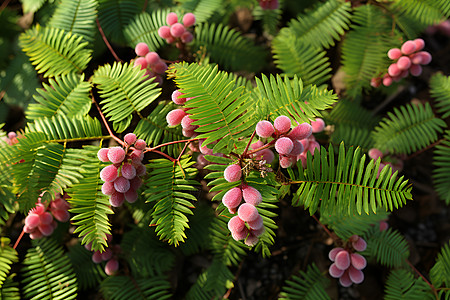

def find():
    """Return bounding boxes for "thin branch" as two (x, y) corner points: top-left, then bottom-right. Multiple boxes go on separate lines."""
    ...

(96, 18), (123, 62)
(245, 139), (276, 157)
(242, 130), (256, 157)
(311, 214), (339, 242)
(145, 138), (199, 152)
(405, 259), (438, 299)
(92, 96), (126, 147)
(13, 229), (25, 250)
(0, 0), (11, 12)
(153, 149), (176, 162)
(406, 139), (443, 160)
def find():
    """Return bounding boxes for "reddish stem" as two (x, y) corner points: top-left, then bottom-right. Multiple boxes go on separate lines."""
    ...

(245, 139), (276, 157)
(13, 229), (25, 250)
(406, 139), (443, 160)
(406, 259), (437, 296)
(96, 18), (123, 62)
(145, 138), (199, 152)
(153, 149), (176, 162)
(92, 97), (126, 147)
(242, 130), (256, 157)
(311, 214), (338, 242)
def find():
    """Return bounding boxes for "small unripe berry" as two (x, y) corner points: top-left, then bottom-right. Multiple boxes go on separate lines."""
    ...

(222, 187), (242, 209)
(92, 251), (103, 263)
(274, 115), (291, 133)
(135, 163), (146, 177)
(38, 223), (54, 236)
(121, 163), (136, 180)
(181, 115), (197, 130)
(388, 63), (401, 77)
(97, 148), (110, 162)
(242, 185), (262, 206)
(33, 203), (46, 215)
(166, 12), (178, 25)
(145, 52), (160, 66)
(124, 189), (138, 203)
(180, 31), (193, 43)
(417, 51), (432, 65)
(124, 133), (137, 145)
(350, 253), (367, 270)
(311, 118), (325, 133)
(224, 164), (242, 182)
(329, 262), (345, 278)
(228, 216), (245, 233)
(379, 220), (389, 231)
(244, 234), (259, 247)
(170, 23), (186, 38)
(413, 38), (425, 51)
(107, 147), (126, 164)
(279, 155), (293, 168)
(397, 56), (411, 70)
(133, 57), (147, 70)
(238, 203), (259, 222)
(247, 214), (264, 230)
(152, 61), (168, 74)
(231, 227), (249, 241)
(387, 48), (402, 60)
(39, 212), (53, 224)
(114, 177), (130, 193)
(348, 266), (364, 284)
(166, 109), (186, 126)
(182, 13), (196, 27)
(328, 247), (344, 261)
(288, 123), (312, 140)
(255, 120), (275, 138)
(52, 209), (70, 222)
(335, 250), (351, 270)
(134, 139), (147, 150)
(410, 64), (422, 76)
(308, 141), (320, 155)
(171, 90), (186, 105)
(352, 237), (367, 252)
(130, 176), (143, 190)
(382, 76), (393, 86)
(339, 270), (353, 287)
(275, 137), (294, 155)
(368, 148), (383, 160)
(110, 192), (125, 207)
(158, 26), (172, 39)
(401, 40), (417, 55)
(105, 258), (119, 275)
(100, 165), (119, 182)
(135, 42), (149, 56)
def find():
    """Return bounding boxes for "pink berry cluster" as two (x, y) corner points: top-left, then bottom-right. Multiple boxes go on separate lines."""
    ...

(158, 12), (196, 47)
(368, 148), (403, 178)
(222, 164), (265, 246)
(98, 133), (146, 207)
(24, 193), (71, 239)
(259, 0), (279, 10)
(84, 234), (120, 276)
(371, 38), (431, 87)
(255, 115), (325, 168)
(166, 89), (198, 138)
(133, 42), (168, 86)
(328, 235), (368, 287)
(2, 131), (19, 145)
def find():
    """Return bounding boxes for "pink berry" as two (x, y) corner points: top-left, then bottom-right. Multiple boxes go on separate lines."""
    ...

(228, 216), (245, 233)
(329, 262), (345, 278)
(105, 258), (119, 275)
(311, 118), (325, 133)
(166, 12), (178, 25)
(133, 57), (148, 70)
(7, 132), (16, 139)
(368, 148), (383, 160)
(288, 123), (312, 140)
(244, 233), (259, 246)
(121, 163), (136, 180)
(237, 203), (259, 222)
(409, 64), (422, 76)
(273, 115), (291, 133)
(170, 23), (185, 38)
(84, 242), (92, 251)
(382, 75), (393, 86)
(101, 249), (113, 261)
(110, 192), (125, 207)
(387, 48), (402, 60)
(32, 203), (45, 215)
(38, 223), (54, 236)
(328, 247), (344, 261)
(182, 13), (196, 27)
(370, 77), (381, 88)
(335, 250), (351, 270)
(379, 221), (389, 231)
(224, 164), (242, 182)
(252, 226), (265, 237)
(29, 230), (43, 239)
(52, 209), (70, 222)
(130, 176), (143, 190)
(279, 155), (293, 168)
(413, 38), (425, 51)
(97, 148), (110, 162)
(114, 177), (130, 193)
(350, 253), (367, 270)
(401, 40), (417, 55)
(339, 270), (353, 287)
(222, 187), (242, 209)
(92, 251), (103, 263)
(417, 51), (431, 65)
(145, 52), (160, 66)
(25, 213), (40, 229)
(348, 266), (364, 284)
(124, 133), (137, 145)
(308, 141), (320, 155)
(100, 165), (119, 182)
(134, 139), (146, 150)
(199, 140), (213, 155)
(231, 227), (249, 241)
(349, 235), (359, 242)
(107, 147), (126, 164)
(40, 212), (53, 225)
(255, 120), (275, 138)
(180, 31), (193, 43)
(124, 189), (138, 203)
(135, 42), (149, 56)
(352, 237), (367, 252)
(181, 115), (197, 130)
(388, 63), (401, 77)
(275, 137), (294, 155)
(397, 56), (411, 70)
(260, 149), (275, 164)
(158, 26), (172, 39)
(242, 185), (262, 206)
(182, 128), (196, 137)
(166, 109), (186, 126)
(151, 61), (167, 74)
(165, 36), (175, 44)
(251, 140), (264, 149)
(247, 214), (264, 230)
(171, 90), (186, 105)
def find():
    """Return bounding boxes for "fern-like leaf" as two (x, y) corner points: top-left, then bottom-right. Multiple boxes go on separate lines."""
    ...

(26, 73), (92, 120)
(124, 10), (167, 51)
(253, 2), (282, 35)
(391, 0), (450, 26)
(169, 62), (255, 154)
(430, 241), (450, 294)
(92, 61), (162, 133)
(48, 0), (98, 43)
(21, 238), (78, 300)
(0, 238), (18, 288)
(372, 102), (446, 155)
(430, 72), (450, 119)
(192, 23), (266, 72)
(0, 274), (20, 300)
(67, 243), (106, 290)
(284, 0), (351, 50)
(279, 263), (330, 300)
(144, 155), (199, 246)
(19, 25), (92, 77)
(179, 0), (223, 23)
(433, 131), (450, 204)
(290, 143), (413, 215)
(100, 275), (172, 300)
(384, 269), (433, 300)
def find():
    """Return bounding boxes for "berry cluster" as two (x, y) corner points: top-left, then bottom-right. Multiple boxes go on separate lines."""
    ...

(222, 164), (265, 246)
(24, 193), (71, 239)
(259, 0), (279, 10)
(255, 115), (325, 168)
(133, 42), (168, 86)
(85, 234), (120, 276)
(328, 235), (368, 287)
(368, 148), (403, 178)
(98, 133), (146, 207)
(371, 39), (432, 87)
(2, 131), (19, 145)
(166, 89), (198, 138)
(158, 12), (196, 47)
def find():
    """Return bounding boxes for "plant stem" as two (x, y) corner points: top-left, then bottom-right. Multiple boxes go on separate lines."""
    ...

(92, 97), (126, 147)
(146, 138), (199, 152)
(13, 229), (25, 250)
(242, 130), (256, 157)
(311, 214), (338, 242)
(96, 18), (123, 62)
(406, 139), (443, 160)
(405, 259), (439, 299)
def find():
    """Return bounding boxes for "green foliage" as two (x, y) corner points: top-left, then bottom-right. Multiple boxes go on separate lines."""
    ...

(144, 155), (199, 246)
(430, 241), (450, 296)
(124, 9), (168, 51)
(100, 275), (172, 300)
(92, 61), (162, 133)
(372, 102), (446, 155)
(192, 22), (266, 72)
(279, 263), (330, 300)
(433, 131), (450, 204)
(21, 238), (78, 300)
(289, 143), (412, 215)
(253, 3), (282, 35)
(391, 0), (450, 26)
(27, 73), (92, 120)
(48, 0), (98, 43)
(384, 269), (433, 300)
(179, 0), (223, 23)
(67, 243), (106, 290)
(0, 238), (18, 288)
(430, 73), (450, 119)
(19, 25), (93, 78)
